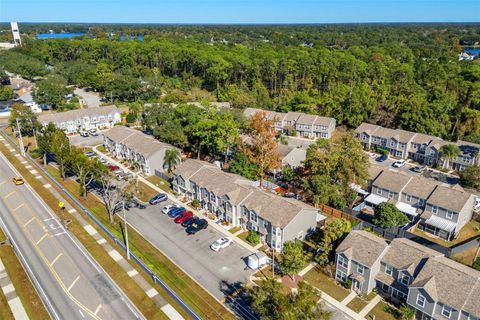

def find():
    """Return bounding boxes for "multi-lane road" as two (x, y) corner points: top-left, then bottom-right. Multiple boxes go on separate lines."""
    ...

(0, 152), (143, 320)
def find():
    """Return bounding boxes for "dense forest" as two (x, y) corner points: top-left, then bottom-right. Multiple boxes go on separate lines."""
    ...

(1, 24), (480, 142)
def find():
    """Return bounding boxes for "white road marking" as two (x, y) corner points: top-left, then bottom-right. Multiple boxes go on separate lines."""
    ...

(24, 217), (35, 226)
(97, 238), (106, 245)
(161, 304), (185, 320)
(25, 165), (32, 169)
(9, 148), (15, 152)
(35, 175), (42, 179)
(13, 203), (24, 211)
(2, 283), (15, 295)
(68, 209), (76, 213)
(83, 225), (98, 236)
(29, 169), (38, 175)
(43, 183), (52, 189)
(50, 253), (63, 266)
(127, 269), (138, 277)
(78, 309), (85, 318)
(36, 233), (48, 244)
(108, 250), (123, 262)
(94, 304), (102, 316)
(5, 191), (15, 198)
(67, 275), (80, 292)
(146, 288), (159, 298)
(20, 161), (27, 164)
(52, 231), (66, 237)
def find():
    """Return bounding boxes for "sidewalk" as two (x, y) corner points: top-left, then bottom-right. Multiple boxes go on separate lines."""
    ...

(0, 258), (29, 320)
(93, 146), (259, 254)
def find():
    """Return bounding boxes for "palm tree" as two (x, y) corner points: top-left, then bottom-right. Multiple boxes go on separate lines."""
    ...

(163, 149), (181, 173)
(440, 144), (460, 170)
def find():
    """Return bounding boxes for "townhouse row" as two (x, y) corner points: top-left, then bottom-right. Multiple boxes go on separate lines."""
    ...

(243, 108), (336, 139)
(103, 126), (180, 176)
(360, 165), (476, 240)
(172, 159), (325, 250)
(335, 230), (480, 320)
(37, 105), (122, 134)
(354, 122), (480, 171)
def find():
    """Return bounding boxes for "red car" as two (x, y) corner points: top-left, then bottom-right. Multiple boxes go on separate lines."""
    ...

(174, 211), (193, 224)
(108, 165), (120, 171)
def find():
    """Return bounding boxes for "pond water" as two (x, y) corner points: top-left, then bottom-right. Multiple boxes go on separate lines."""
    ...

(36, 32), (86, 39)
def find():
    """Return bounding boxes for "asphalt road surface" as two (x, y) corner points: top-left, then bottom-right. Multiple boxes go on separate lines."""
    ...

(125, 199), (255, 299)
(69, 134), (104, 148)
(74, 88), (102, 108)
(0, 152), (143, 320)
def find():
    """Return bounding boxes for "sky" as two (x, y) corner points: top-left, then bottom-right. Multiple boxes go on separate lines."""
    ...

(1, 0), (479, 24)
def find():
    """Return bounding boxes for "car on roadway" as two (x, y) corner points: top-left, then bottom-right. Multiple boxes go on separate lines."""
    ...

(210, 237), (233, 252)
(12, 177), (24, 185)
(392, 159), (407, 168)
(148, 193), (168, 205)
(167, 207), (186, 218)
(162, 204), (181, 214)
(186, 219), (208, 235)
(174, 211), (194, 224)
(181, 216), (198, 227)
(80, 131), (89, 137)
(376, 154), (388, 162)
(411, 165), (426, 173)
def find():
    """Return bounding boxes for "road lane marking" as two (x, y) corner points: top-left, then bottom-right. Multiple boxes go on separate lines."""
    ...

(36, 233), (48, 244)
(13, 203), (24, 211)
(43, 218), (54, 222)
(97, 238), (106, 245)
(52, 231), (66, 237)
(68, 209), (76, 213)
(43, 183), (52, 189)
(94, 304), (102, 316)
(20, 161), (27, 164)
(24, 217), (35, 226)
(67, 275), (80, 292)
(25, 165), (32, 169)
(50, 253), (62, 266)
(108, 250), (123, 262)
(78, 309), (85, 318)
(35, 175), (42, 179)
(146, 288), (159, 298)
(4, 191), (15, 198)
(29, 169), (38, 175)
(83, 225), (97, 236)
(127, 269), (138, 277)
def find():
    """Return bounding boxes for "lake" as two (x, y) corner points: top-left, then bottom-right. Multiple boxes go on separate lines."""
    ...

(36, 32), (86, 39)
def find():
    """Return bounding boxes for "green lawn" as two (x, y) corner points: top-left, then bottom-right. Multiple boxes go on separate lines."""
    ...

(367, 301), (398, 320)
(347, 296), (368, 313)
(228, 226), (241, 234)
(134, 181), (160, 202)
(146, 175), (172, 193)
(303, 266), (350, 301)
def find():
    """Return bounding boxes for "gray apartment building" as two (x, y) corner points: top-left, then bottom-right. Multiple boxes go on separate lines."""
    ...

(103, 126), (180, 176)
(172, 159), (324, 250)
(335, 231), (480, 320)
(362, 167), (475, 240)
(37, 105), (122, 134)
(243, 108), (336, 139)
(354, 122), (480, 171)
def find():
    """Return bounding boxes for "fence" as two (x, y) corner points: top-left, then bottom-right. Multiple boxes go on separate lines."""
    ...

(318, 204), (361, 223)
(154, 169), (172, 182)
(2, 132), (202, 320)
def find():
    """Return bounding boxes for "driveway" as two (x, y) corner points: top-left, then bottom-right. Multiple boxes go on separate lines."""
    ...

(74, 88), (101, 108)
(125, 199), (255, 300)
(69, 134), (104, 147)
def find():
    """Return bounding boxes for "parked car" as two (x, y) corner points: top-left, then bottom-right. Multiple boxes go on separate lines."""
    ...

(12, 177), (24, 185)
(210, 237), (232, 252)
(80, 131), (89, 137)
(367, 152), (377, 159)
(284, 192), (296, 198)
(392, 159), (407, 168)
(186, 219), (208, 235)
(107, 165), (120, 172)
(162, 204), (181, 214)
(181, 217), (197, 227)
(148, 193), (168, 205)
(411, 165), (426, 173)
(174, 211), (194, 224)
(99, 157), (107, 164)
(85, 151), (96, 157)
(116, 171), (126, 181)
(376, 155), (388, 162)
(167, 207), (186, 218)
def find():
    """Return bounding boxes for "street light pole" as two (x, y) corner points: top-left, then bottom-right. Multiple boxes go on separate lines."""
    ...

(122, 200), (130, 260)
(16, 118), (25, 156)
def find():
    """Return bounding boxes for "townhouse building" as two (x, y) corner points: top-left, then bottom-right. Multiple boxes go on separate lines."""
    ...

(103, 126), (180, 176)
(37, 105), (121, 134)
(276, 144), (307, 169)
(243, 108), (336, 139)
(361, 166), (475, 240)
(335, 231), (480, 320)
(354, 122), (480, 170)
(172, 159), (324, 250)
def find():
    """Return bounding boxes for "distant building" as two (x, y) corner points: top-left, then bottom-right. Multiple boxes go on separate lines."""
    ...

(37, 105), (121, 134)
(17, 92), (41, 113)
(10, 22), (21, 47)
(103, 126), (180, 176)
(458, 52), (475, 61)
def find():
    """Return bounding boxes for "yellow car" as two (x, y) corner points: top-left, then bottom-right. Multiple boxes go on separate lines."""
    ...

(12, 177), (24, 185)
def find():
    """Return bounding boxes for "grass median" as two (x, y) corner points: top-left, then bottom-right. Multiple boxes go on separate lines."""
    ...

(44, 166), (234, 320)
(0, 141), (170, 320)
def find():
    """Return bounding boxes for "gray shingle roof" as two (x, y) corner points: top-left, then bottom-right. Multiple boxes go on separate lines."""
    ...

(410, 256), (480, 316)
(354, 122), (382, 135)
(336, 230), (388, 267)
(104, 126), (178, 158)
(372, 170), (412, 193)
(402, 177), (440, 200)
(426, 185), (472, 213)
(38, 105), (120, 124)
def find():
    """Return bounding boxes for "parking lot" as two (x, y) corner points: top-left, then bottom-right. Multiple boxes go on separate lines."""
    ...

(69, 133), (104, 147)
(124, 197), (255, 300)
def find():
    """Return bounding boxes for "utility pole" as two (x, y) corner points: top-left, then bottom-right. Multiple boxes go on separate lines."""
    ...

(122, 201), (130, 260)
(16, 118), (25, 156)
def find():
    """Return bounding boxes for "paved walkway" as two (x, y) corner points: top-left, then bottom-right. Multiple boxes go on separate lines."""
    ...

(0, 258), (29, 320)
(341, 291), (357, 306)
(93, 146), (258, 254)
(358, 295), (382, 317)
(0, 134), (184, 320)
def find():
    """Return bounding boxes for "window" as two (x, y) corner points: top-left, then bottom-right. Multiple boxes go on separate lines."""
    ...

(446, 211), (453, 220)
(210, 193), (216, 202)
(336, 270), (347, 282)
(377, 188), (383, 195)
(384, 264), (393, 276)
(419, 198), (425, 206)
(406, 194), (412, 202)
(250, 212), (258, 223)
(338, 255), (348, 268)
(297, 231), (304, 239)
(432, 206), (438, 214)
(263, 220), (268, 228)
(357, 264), (365, 275)
(441, 305), (452, 318)
(400, 273), (410, 285)
(388, 191), (394, 199)
(416, 294), (425, 307)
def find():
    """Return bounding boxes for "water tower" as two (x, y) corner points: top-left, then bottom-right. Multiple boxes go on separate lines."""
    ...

(10, 22), (22, 47)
